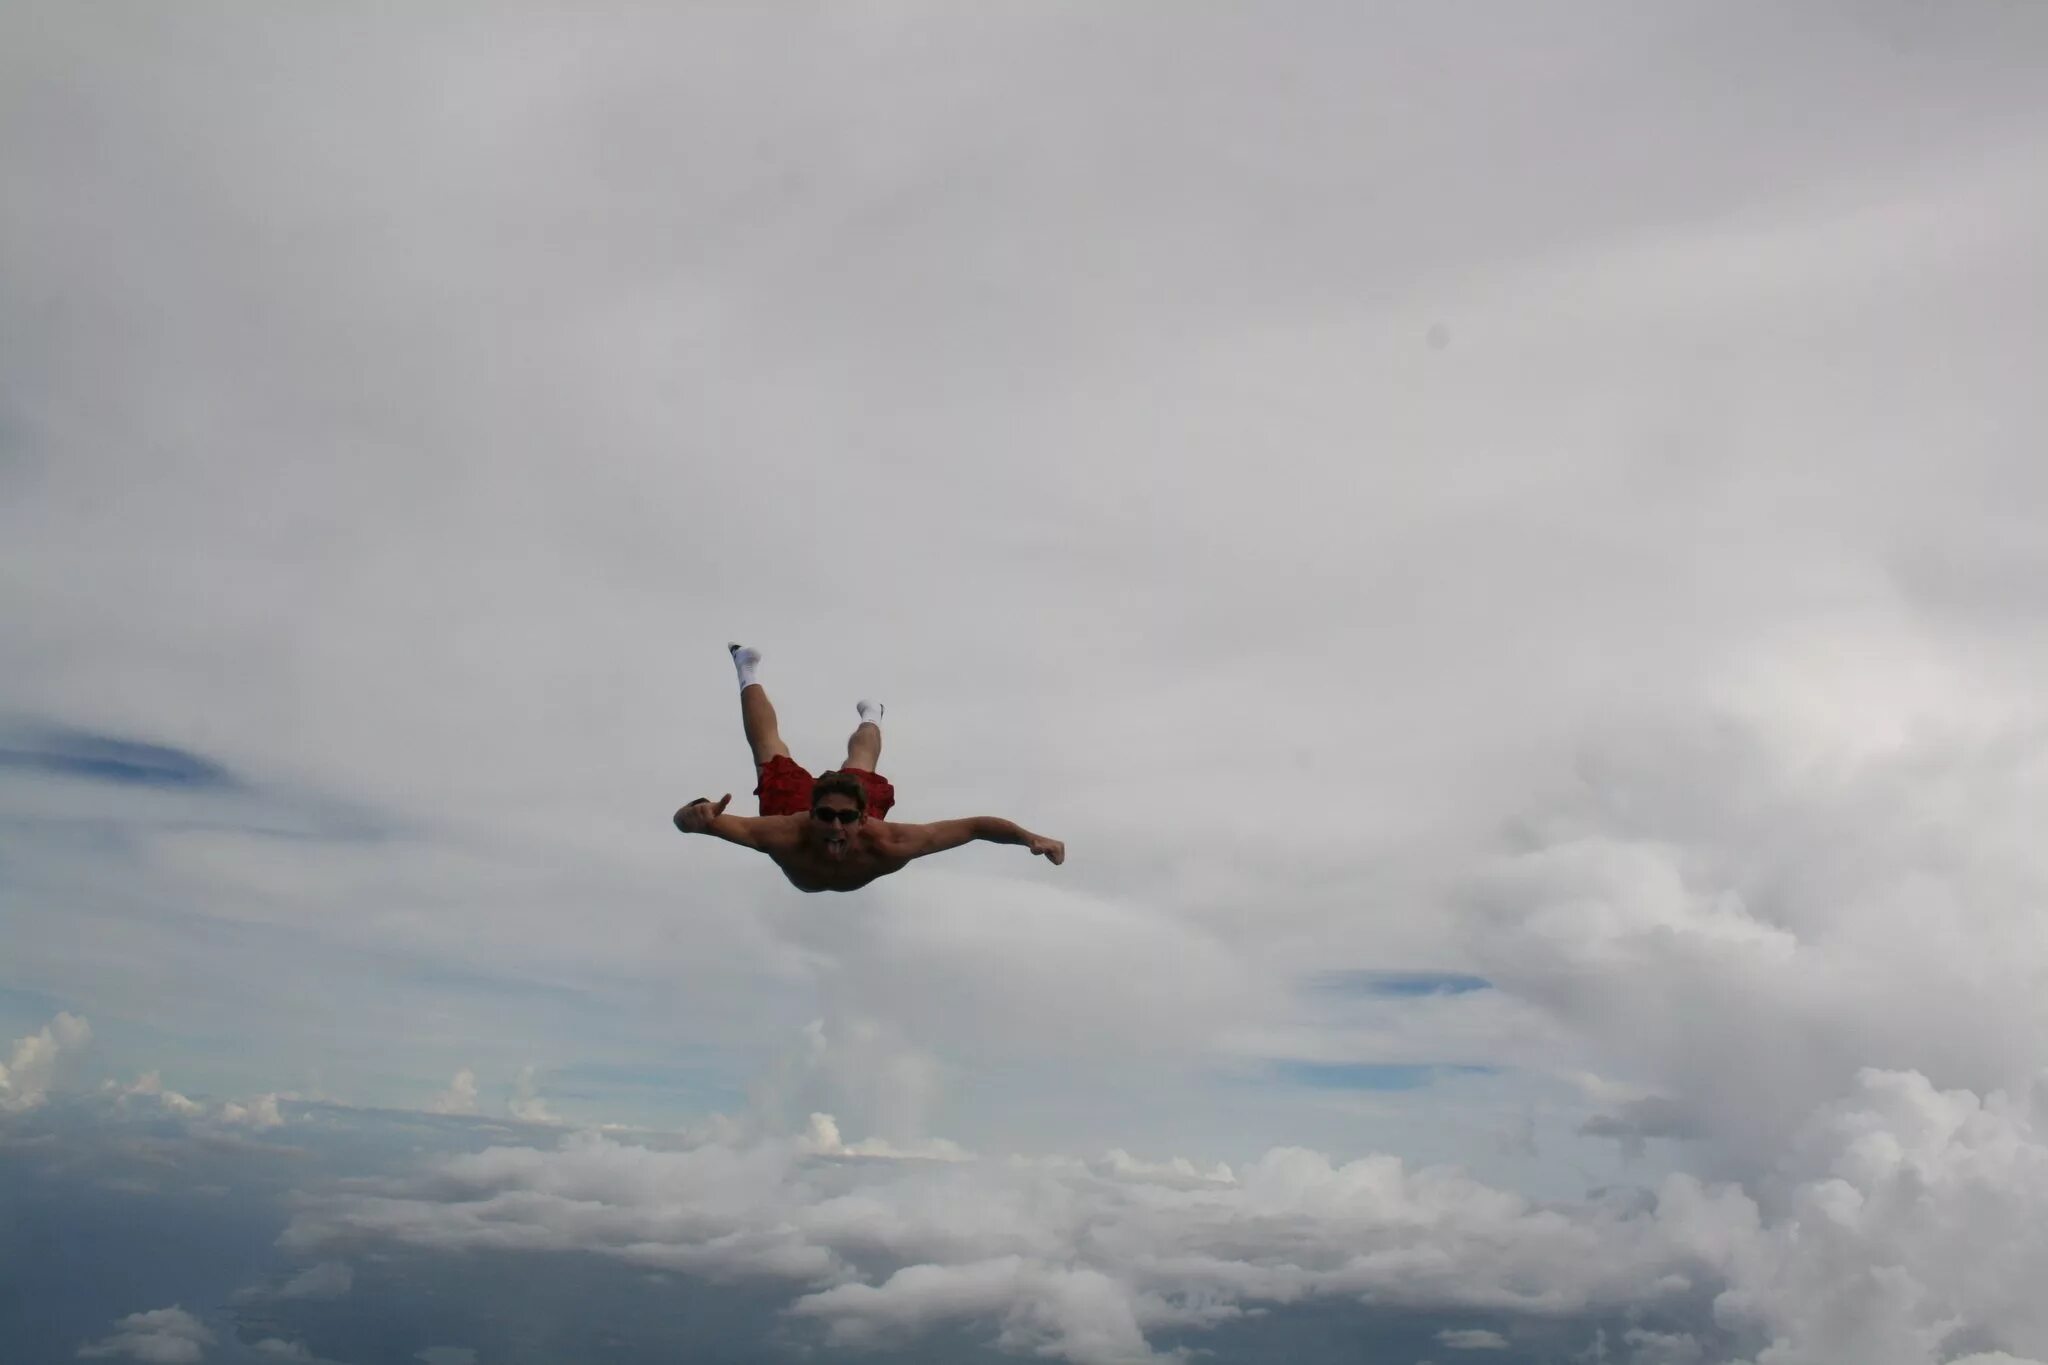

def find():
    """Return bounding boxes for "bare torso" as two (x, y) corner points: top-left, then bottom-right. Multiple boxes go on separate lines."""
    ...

(751, 815), (913, 893)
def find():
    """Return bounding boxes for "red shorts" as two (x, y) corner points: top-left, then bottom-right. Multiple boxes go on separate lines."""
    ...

(754, 754), (896, 820)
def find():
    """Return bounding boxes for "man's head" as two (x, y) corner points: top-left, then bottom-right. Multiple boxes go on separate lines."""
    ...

(808, 771), (867, 859)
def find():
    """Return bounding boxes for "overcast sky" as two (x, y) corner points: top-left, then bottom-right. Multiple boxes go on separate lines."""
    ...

(6, 3), (2048, 1363)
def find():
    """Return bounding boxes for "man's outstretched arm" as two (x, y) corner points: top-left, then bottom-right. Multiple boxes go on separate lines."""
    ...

(886, 817), (1065, 866)
(673, 794), (770, 850)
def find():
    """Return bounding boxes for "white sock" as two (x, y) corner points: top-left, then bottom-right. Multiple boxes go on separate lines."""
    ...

(729, 642), (761, 691)
(857, 699), (884, 727)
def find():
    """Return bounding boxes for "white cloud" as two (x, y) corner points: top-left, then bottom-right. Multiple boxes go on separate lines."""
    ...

(219, 1093), (284, 1130)
(745, 1017), (948, 1147)
(251, 1343), (312, 1363)
(429, 1068), (478, 1116)
(507, 1066), (556, 1124)
(1690, 1068), (2048, 1365)
(796, 1112), (969, 1163)
(108, 1071), (283, 1129)
(277, 1261), (352, 1300)
(1435, 1329), (1509, 1350)
(0, 1011), (90, 1111)
(77, 1306), (214, 1364)
(789, 1258), (1166, 1363)
(1448, 705), (2048, 1362)
(113, 1072), (205, 1118)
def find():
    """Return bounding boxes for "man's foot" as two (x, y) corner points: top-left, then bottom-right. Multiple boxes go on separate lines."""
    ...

(730, 642), (762, 690)
(856, 699), (884, 726)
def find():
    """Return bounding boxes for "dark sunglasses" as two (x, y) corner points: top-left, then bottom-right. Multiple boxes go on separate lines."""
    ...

(810, 807), (862, 825)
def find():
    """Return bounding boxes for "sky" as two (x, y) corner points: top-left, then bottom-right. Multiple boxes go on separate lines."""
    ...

(4, 2), (2048, 1362)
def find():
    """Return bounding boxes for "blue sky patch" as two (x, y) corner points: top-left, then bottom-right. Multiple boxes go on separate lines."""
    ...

(1307, 971), (1493, 998)
(0, 724), (240, 792)
(1270, 1062), (1499, 1091)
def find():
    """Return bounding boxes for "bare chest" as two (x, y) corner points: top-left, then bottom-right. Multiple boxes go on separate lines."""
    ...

(770, 837), (907, 894)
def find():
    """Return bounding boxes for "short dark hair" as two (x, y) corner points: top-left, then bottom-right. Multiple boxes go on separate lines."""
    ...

(810, 770), (867, 812)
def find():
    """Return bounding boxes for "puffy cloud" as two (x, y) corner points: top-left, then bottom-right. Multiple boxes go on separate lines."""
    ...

(1463, 710), (2048, 1170)
(108, 1072), (284, 1130)
(796, 1112), (969, 1163)
(0, 1011), (90, 1111)
(745, 1017), (948, 1149)
(113, 1072), (205, 1117)
(788, 1258), (1165, 1363)
(1457, 708), (2048, 1363)
(1696, 1069), (2048, 1365)
(429, 1069), (478, 1116)
(1436, 1329), (1509, 1350)
(507, 1066), (556, 1124)
(76, 1306), (214, 1364)
(219, 1094), (284, 1130)
(277, 1261), (352, 1300)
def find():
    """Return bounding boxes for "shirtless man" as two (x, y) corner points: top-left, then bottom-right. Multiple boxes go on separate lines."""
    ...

(673, 644), (1065, 893)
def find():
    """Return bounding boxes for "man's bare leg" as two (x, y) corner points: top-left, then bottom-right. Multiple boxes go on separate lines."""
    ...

(844, 700), (884, 771)
(731, 644), (791, 767)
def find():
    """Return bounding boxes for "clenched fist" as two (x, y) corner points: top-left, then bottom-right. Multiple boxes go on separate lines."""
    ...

(1027, 836), (1065, 866)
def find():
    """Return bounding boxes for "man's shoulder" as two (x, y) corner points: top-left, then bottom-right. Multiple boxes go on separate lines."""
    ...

(864, 821), (920, 857)
(738, 812), (805, 852)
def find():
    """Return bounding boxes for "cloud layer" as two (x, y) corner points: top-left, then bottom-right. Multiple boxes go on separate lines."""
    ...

(282, 1125), (1714, 1362)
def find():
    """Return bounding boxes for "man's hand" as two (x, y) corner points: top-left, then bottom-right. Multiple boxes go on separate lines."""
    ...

(1027, 835), (1065, 866)
(675, 795), (731, 835)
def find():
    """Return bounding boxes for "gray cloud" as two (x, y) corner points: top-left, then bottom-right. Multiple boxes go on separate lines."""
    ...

(77, 1306), (215, 1364)
(1580, 1097), (1704, 1162)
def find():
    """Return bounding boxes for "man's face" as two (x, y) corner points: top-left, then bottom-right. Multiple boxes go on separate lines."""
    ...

(809, 795), (864, 859)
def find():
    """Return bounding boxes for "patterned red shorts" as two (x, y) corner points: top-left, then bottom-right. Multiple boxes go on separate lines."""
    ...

(754, 754), (896, 819)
